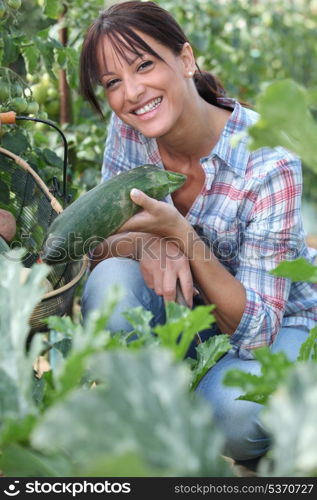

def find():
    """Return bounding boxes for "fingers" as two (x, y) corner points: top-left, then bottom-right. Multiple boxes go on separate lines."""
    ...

(162, 270), (194, 308)
(141, 260), (164, 298)
(162, 271), (177, 303)
(153, 272), (163, 298)
(130, 188), (143, 201)
(116, 190), (158, 234)
(130, 188), (157, 210)
(145, 267), (178, 304)
(138, 238), (194, 307)
(178, 272), (194, 308)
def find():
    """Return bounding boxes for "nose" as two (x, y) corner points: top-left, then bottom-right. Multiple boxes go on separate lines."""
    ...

(124, 76), (145, 103)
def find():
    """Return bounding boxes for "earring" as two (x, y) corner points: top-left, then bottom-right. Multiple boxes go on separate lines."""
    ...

(188, 71), (193, 77)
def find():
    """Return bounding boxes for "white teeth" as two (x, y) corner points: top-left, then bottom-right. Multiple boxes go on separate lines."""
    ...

(134, 97), (162, 115)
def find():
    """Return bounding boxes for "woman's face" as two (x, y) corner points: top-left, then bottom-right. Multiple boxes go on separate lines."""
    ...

(97, 32), (195, 139)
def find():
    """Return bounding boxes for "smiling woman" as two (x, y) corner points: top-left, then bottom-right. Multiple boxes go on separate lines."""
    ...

(80, 1), (227, 114)
(96, 32), (193, 139)
(80, 2), (229, 141)
(79, 1), (317, 465)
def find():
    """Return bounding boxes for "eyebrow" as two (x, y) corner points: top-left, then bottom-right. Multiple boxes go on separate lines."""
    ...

(100, 71), (116, 77)
(100, 54), (146, 79)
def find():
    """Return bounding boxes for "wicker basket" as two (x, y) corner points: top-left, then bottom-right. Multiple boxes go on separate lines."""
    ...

(0, 146), (88, 334)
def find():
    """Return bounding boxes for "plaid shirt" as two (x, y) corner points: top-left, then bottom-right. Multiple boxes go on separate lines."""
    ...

(102, 97), (317, 358)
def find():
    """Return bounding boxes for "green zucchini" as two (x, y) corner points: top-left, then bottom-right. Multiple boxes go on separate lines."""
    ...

(0, 235), (10, 254)
(43, 164), (186, 264)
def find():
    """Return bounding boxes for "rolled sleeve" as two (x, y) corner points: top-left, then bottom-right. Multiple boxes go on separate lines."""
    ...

(230, 279), (292, 359)
(229, 156), (303, 357)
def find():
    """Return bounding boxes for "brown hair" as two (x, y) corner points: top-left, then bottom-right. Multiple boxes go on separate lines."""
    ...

(80, 0), (228, 117)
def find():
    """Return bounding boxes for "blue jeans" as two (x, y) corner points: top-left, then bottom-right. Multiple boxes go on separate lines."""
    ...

(81, 257), (310, 461)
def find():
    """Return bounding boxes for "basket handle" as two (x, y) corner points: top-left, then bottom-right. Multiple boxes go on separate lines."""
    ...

(0, 111), (69, 204)
(0, 146), (63, 214)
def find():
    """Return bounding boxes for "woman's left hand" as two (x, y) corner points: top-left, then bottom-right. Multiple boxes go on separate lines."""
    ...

(117, 188), (189, 239)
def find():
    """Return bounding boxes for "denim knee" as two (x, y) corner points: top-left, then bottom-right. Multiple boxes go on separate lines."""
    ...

(196, 351), (269, 461)
(218, 397), (269, 461)
(198, 383), (269, 460)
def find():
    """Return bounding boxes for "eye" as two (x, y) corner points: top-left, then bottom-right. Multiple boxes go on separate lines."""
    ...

(105, 78), (120, 89)
(137, 60), (153, 71)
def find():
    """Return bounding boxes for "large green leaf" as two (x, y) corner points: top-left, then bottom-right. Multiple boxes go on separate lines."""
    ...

(247, 80), (317, 173)
(0, 443), (72, 477)
(2, 33), (19, 66)
(0, 249), (50, 426)
(307, 87), (317, 109)
(21, 45), (40, 74)
(223, 347), (293, 405)
(0, 415), (37, 447)
(259, 363), (317, 477)
(84, 452), (163, 477)
(39, 286), (124, 405)
(270, 258), (317, 282)
(63, 46), (80, 89)
(44, 0), (62, 20)
(190, 334), (232, 390)
(0, 129), (30, 156)
(32, 32), (61, 80)
(0, 370), (20, 421)
(153, 303), (216, 361)
(31, 349), (230, 477)
(43, 148), (63, 169)
(297, 326), (317, 362)
(122, 306), (153, 342)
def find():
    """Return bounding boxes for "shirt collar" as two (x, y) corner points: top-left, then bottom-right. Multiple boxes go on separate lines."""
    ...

(137, 97), (256, 177)
(208, 97), (255, 177)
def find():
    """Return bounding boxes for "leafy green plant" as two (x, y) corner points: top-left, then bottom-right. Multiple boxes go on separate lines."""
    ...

(223, 348), (293, 406)
(259, 362), (317, 477)
(223, 326), (317, 406)
(0, 251), (232, 477)
(0, 0), (105, 197)
(0, 249), (49, 424)
(122, 302), (231, 389)
(246, 79), (317, 201)
(3, 1), (317, 196)
(0, 3), (66, 202)
(223, 73), (317, 477)
(30, 348), (230, 477)
(247, 79), (317, 173)
(223, 244), (317, 406)
(2, 0), (317, 479)
(270, 257), (317, 283)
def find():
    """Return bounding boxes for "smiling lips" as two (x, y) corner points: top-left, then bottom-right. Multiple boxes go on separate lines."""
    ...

(133, 97), (162, 115)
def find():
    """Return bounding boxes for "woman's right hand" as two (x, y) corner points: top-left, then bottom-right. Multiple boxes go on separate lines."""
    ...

(135, 234), (194, 307)
(90, 232), (194, 306)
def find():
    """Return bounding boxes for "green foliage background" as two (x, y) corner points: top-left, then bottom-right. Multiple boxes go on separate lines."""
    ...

(1, 0), (317, 479)
(1, 0), (317, 197)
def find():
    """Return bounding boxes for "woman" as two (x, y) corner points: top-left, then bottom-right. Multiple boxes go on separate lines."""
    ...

(79, 1), (317, 462)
